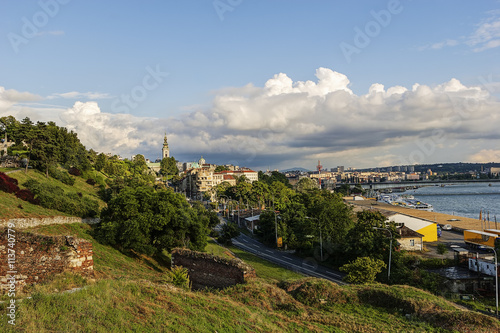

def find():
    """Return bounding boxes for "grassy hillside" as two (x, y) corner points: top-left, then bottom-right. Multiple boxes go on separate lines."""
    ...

(0, 169), (105, 219)
(1, 223), (499, 332)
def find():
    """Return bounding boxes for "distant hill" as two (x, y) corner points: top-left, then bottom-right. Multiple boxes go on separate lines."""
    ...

(280, 167), (311, 173)
(360, 162), (500, 173)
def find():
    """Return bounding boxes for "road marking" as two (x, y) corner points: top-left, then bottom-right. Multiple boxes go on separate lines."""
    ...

(265, 249), (273, 253)
(283, 257), (293, 261)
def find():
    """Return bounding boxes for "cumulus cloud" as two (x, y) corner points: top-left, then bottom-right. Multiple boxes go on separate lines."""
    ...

(2, 68), (500, 169)
(468, 149), (500, 163)
(0, 86), (42, 113)
(58, 101), (165, 158)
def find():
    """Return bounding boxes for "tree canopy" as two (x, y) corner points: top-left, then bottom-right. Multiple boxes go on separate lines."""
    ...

(95, 186), (209, 255)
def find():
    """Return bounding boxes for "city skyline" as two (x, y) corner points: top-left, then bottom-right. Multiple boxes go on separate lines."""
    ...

(1, 1), (500, 170)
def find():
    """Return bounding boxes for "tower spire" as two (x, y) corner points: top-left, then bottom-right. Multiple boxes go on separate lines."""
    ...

(162, 132), (170, 159)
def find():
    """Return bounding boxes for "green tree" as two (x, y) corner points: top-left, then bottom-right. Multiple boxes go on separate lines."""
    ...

(96, 186), (208, 255)
(310, 191), (353, 246)
(295, 177), (318, 192)
(217, 223), (240, 245)
(95, 153), (107, 171)
(344, 210), (398, 265)
(214, 165), (229, 172)
(132, 154), (148, 176)
(249, 180), (269, 209)
(31, 123), (61, 177)
(340, 256), (387, 284)
(160, 156), (179, 178)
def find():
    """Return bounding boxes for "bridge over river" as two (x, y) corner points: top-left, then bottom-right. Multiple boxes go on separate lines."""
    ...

(340, 179), (500, 191)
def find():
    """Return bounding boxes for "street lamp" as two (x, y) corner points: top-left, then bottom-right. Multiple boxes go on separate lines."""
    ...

(306, 216), (323, 261)
(373, 227), (392, 282)
(271, 195), (278, 248)
(485, 246), (498, 317)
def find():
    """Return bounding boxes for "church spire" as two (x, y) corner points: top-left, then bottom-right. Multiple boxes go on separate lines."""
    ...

(162, 132), (170, 159)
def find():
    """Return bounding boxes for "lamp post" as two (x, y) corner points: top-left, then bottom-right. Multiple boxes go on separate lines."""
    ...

(306, 216), (323, 261)
(485, 246), (498, 317)
(271, 195), (279, 248)
(373, 227), (392, 282)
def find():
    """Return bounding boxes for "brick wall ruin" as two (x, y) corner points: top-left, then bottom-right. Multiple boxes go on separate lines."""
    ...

(171, 248), (255, 289)
(0, 228), (94, 293)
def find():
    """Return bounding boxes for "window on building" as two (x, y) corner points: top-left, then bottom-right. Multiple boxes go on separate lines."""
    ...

(410, 239), (415, 246)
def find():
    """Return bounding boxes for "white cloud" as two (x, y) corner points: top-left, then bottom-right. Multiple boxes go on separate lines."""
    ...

(2, 68), (500, 169)
(468, 149), (500, 163)
(0, 86), (42, 113)
(420, 12), (500, 52)
(48, 91), (111, 100)
(467, 13), (500, 52)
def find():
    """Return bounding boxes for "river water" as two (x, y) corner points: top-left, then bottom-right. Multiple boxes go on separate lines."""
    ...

(403, 183), (500, 220)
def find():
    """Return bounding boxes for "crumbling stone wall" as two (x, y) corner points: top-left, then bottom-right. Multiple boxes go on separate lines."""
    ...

(171, 248), (255, 289)
(0, 216), (100, 229)
(0, 228), (94, 293)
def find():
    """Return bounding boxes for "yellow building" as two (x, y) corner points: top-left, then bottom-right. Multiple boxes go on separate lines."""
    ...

(387, 213), (438, 242)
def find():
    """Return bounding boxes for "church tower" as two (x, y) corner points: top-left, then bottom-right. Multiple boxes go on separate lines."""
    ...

(162, 133), (170, 159)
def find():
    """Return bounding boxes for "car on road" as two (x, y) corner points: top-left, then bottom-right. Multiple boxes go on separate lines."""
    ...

(441, 224), (452, 230)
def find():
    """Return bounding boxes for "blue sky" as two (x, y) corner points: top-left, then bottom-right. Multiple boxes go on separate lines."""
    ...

(1, 0), (500, 170)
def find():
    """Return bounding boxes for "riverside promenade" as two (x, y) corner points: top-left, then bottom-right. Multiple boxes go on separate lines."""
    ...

(345, 198), (491, 232)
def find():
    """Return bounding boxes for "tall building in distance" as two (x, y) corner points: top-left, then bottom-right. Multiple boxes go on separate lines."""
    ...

(162, 133), (170, 159)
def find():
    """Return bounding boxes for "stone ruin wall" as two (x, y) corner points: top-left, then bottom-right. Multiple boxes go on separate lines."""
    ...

(0, 228), (94, 293)
(171, 248), (256, 289)
(0, 216), (100, 229)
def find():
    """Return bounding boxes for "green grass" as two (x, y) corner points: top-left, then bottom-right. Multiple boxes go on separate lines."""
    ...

(0, 191), (71, 218)
(26, 223), (168, 282)
(0, 169), (106, 219)
(228, 245), (305, 283)
(0, 167), (19, 172)
(2, 223), (499, 332)
(9, 169), (104, 204)
(204, 236), (304, 283)
(204, 237), (236, 260)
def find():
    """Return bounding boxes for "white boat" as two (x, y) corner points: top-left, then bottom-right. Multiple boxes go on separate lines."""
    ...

(377, 193), (433, 212)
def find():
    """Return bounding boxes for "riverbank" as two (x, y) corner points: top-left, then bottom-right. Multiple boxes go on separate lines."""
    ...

(345, 198), (491, 232)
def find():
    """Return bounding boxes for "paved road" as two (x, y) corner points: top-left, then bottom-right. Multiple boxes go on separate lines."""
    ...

(232, 232), (346, 285)
(217, 214), (345, 284)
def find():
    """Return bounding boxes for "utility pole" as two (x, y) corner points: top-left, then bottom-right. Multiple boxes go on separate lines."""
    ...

(485, 246), (498, 317)
(373, 227), (392, 282)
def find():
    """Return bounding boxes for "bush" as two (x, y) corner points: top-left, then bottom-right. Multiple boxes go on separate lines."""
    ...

(68, 167), (81, 176)
(86, 178), (96, 185)
(166, 266), (191, 290)
(340, 257), (387, 284)
(15, 189), (39, 205)
(217, 223), (240, 245)
(0, 172), (20, 194)
(23, 179), (100, 218)
(48, 167), (75, 186)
